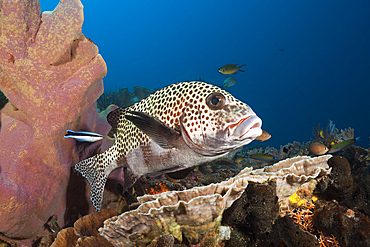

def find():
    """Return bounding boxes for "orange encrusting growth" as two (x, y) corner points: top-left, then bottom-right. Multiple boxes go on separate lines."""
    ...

(145, 182), (171, 195)
(287, 201), (338, 247)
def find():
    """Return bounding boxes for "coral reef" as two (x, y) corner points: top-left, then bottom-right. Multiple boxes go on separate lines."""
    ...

(234, 141), (311, 170)
(222, 155), (370, 247)
(314, 156), (355, 201)
(0, 0), (113, 244)
(223, 182), (320, 247)
(28, 144), (368, 247)
(312, 119), (356, 147)
(313, 200), (370, 247)
(312, 155), (370, 246)
(51, 209), (117, 247)
(97, 86), (154, 111)
(99, 155), (331, 246)
(315, 154), (370, 217)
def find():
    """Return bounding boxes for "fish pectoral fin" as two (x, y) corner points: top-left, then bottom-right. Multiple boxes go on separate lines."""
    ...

(107, 108), (126, 136)
(166, 167), (194, 180)
(124, 111), (181, 149)
(146, 166), (183, 177)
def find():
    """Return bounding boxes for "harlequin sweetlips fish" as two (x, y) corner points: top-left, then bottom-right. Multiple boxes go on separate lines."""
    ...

(74, 81), (263, 211)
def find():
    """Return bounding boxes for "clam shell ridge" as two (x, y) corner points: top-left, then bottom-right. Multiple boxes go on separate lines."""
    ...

(99, 155), (332, 246)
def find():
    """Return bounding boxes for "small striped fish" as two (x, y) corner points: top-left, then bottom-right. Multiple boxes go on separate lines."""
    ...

(64, 130), (104, 142)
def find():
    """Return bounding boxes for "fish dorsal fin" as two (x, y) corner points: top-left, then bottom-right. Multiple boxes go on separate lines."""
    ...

(107, 108), (126, 135)
(124, 110), (181, 149)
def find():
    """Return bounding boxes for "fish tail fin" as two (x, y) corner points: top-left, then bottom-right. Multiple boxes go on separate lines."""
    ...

(75, 155), (109, 211)
(355, 137), (360, 141)
(238, 64), (246, 72)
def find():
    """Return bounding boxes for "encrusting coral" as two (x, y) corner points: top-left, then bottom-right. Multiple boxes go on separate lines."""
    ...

(99, 155), (332, 246)
(0, 0), (114, 244)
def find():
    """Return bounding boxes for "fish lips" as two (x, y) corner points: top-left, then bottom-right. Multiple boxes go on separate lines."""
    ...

(180, 114), (262, 156)
(230, 115), (263, 141)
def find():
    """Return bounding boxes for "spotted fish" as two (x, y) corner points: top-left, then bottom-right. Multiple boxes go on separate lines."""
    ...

(75, 81), (263, 211)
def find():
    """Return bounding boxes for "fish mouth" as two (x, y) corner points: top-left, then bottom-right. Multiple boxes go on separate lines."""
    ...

(230, 115), (262, 140)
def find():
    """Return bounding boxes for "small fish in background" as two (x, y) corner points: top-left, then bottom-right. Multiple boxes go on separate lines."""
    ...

(255, 130), (271, 142)
(222, 77), (237, 87)
(250, 153), (277, 162)
(218, 64), (246, 75)
(308, 142), (329, 155)
(64, 130), (104, 142)
(319, 130), (324, 139)
(234, 155), (245, 164)
(234, 155), (246, 167)
(328, 137), (360, 153)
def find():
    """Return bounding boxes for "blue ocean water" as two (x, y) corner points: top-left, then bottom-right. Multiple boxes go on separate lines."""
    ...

(40, 0), (370, 149)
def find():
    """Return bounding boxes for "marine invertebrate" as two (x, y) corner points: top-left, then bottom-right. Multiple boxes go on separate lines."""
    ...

(287, 201), (339, 247)
(0, 0), (111, 243)
(144, 182), (172, 195)
(341, 127), (355, 140)
(312, 120), (356, 148)
(51, 209), (117, 247)
(99, 155), (331, 246)
(312, 120), (338, 146)
(312, 200), (370, 246)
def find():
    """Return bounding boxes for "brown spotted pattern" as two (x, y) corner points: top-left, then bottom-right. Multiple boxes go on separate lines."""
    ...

(75, 81), (258, 211)
(106, 81), (251, 159)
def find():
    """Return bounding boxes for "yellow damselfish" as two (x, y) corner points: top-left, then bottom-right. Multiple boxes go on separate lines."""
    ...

(218, 64), (246, 75)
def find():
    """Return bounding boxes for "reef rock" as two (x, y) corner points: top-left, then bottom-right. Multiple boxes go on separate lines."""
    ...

(99, 155), (332, 246)
(0, 0), (112, 243)
(312, 200), (370, 247)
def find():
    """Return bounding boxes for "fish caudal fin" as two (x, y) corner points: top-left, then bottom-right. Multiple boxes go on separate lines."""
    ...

(238, 64), (246, 72)
(75, 155), (109, 211)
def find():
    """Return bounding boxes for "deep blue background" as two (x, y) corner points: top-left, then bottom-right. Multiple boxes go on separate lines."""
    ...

(40, 0), (370, 149)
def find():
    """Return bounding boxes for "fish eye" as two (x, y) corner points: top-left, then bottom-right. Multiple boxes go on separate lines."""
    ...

(206, 92), (226, 110)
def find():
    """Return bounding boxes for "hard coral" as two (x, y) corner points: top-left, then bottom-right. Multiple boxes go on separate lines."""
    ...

(51, 209), (117, 247)
(0, 0), (112, 243)
(99, 155), (331, 246)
